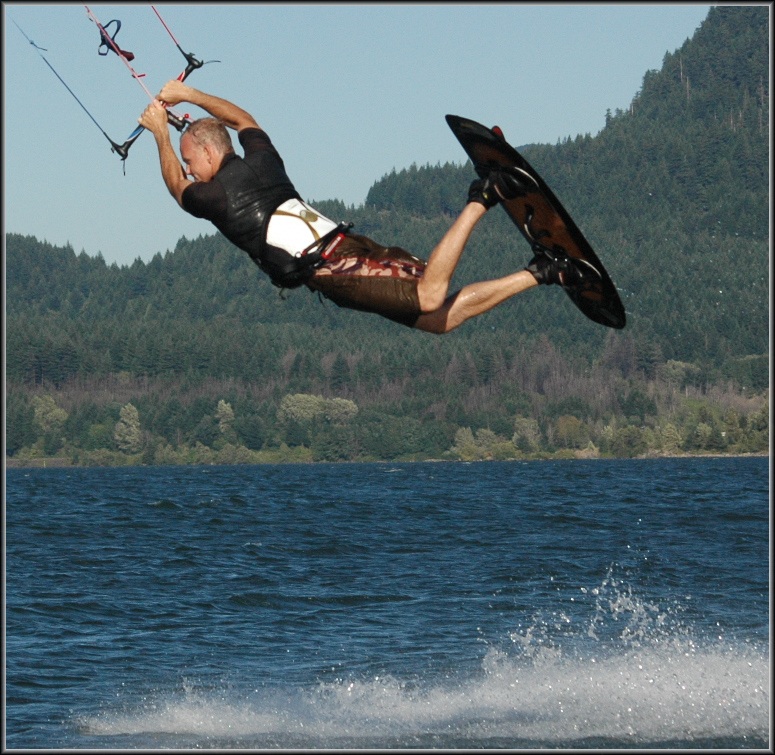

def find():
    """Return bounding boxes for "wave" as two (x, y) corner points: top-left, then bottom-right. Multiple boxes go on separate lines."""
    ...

(74, 568), (769, 748)
(77, 639), (768, 748)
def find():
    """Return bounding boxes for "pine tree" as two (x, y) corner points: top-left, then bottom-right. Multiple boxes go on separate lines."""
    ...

(114, 404), (142, 453)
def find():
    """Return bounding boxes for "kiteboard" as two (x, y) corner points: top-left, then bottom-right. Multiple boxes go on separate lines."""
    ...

(446, 114), (626, 329)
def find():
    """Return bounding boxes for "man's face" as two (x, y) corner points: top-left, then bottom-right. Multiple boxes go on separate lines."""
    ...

(180, 132), (218, 182)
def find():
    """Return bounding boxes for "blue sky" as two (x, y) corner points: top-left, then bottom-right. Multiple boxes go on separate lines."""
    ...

(4, 3), (711, 267)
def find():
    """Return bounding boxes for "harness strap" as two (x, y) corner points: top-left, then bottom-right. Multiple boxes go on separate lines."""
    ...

(300, 222), (353, 261)
(267, 222), (353, 290)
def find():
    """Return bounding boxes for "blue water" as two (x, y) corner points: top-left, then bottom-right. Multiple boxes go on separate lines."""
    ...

(5, 458), (770, 749)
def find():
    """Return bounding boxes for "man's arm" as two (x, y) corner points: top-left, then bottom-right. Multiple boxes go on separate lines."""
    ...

(138, 99), (191, 207)
(158, 80), (259, 132)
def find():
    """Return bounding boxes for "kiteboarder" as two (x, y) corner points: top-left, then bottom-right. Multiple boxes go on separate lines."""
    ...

(139, 80), (580, 333)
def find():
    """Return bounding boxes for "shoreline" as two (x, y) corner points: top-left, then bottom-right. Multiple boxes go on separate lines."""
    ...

(5, 451), (769, 469)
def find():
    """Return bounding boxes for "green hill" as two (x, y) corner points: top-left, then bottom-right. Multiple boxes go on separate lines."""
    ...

(6, 6), (769, 464)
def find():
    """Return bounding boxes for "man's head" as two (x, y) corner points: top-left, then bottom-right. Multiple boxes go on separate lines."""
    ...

(180, 118), (234, 182)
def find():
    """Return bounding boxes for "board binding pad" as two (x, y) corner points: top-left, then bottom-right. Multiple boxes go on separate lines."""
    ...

(446, 114), (626, 329)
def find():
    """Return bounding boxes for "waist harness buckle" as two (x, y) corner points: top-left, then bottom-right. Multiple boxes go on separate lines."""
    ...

(300, 222), (353, 264)
(270, 222), (353, 290)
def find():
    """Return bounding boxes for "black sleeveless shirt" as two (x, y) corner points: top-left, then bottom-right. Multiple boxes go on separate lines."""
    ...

(181, 128), (303, 283)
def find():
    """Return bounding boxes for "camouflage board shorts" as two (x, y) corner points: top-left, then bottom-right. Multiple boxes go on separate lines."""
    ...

(306, 233), (426, 327)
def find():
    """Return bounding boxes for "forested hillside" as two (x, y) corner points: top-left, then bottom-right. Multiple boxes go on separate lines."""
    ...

(6, 6), (769, 465)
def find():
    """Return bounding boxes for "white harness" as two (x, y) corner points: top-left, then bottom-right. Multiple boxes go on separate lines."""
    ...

(265, 198), (339, 258)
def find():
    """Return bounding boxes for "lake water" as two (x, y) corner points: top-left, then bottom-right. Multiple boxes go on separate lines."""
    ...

(5, 457), (770, 749)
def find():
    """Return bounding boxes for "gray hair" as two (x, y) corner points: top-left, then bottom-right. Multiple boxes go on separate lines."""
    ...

(184, 117), (234, 154)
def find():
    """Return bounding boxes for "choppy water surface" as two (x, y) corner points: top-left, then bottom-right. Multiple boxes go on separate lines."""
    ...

(6, 458), (769, 748)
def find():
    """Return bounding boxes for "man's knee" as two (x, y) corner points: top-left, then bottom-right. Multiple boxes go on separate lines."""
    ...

(416, 280), (448, 313)
(413, 292), (463, 334)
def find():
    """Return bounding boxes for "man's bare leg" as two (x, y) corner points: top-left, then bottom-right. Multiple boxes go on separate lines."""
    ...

(416, 202), (488, 312)
(414, 269), (538, 334)
(413, 196), (540, 334)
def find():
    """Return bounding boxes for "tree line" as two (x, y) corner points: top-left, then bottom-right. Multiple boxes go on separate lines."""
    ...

(7, 338), (768, 465)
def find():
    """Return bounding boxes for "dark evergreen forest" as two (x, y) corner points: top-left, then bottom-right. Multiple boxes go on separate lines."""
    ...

(6, 6), (769, 465)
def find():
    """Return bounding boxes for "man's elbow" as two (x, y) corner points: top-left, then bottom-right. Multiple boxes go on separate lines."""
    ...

(166, 176), (190, 207)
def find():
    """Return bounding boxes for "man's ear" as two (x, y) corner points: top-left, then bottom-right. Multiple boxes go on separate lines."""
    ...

(204, 142), (222, 166)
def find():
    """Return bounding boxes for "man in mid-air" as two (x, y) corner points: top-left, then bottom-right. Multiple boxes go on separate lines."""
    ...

(140, 80), (586, 334)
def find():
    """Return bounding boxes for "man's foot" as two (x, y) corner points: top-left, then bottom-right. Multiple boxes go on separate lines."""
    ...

(467, 166), (539, 208)
(525, 251), (601, 288)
